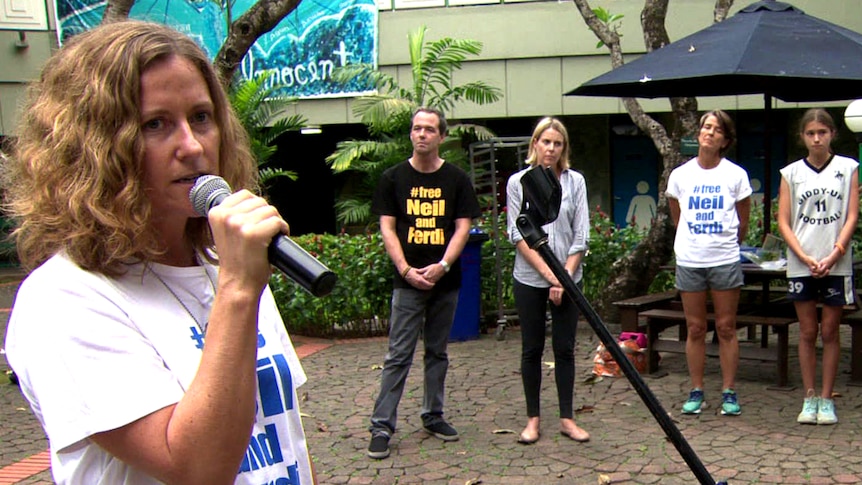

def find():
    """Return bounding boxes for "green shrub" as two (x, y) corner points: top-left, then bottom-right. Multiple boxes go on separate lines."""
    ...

(271, 206), (679, 338)
(0, 217), (18, 265)
(582, 207), (660, 301)
(270, 232), (392, 338)
(476, 210), (516, 319)
(474, 206), (673, 323)
(745, 197), (779, 247)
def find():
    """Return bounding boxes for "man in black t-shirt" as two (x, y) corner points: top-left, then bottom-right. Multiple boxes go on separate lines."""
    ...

(366, 107), (481, 459)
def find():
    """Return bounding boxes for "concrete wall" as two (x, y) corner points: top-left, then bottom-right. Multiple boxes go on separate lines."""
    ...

(0, 30), (56, 135)
(292, 0), (862, 125)
(2, 0), (862, 230)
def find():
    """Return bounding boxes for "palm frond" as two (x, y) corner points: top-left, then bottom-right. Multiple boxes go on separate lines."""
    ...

(332, 64), (399, 94)
(417, 37), (485, 101)
(441, 147), (469, 168)
(334, 198), (373, 226)
(438, 136), (463, 156)
(258, 97), (301, 124)
(259, 167), (298, 184)
(425, 38), (483, 65)
(228, 70), (306, 195)
(408, 26), (429, 103)
(229, 75), (259, 112)
(230, 71), (282, 122)
(327, 139), (401, 173)
(449, 123), (497, 141)
(434, 82), (503, 108)
(260, 114), (306, 147)
(328, 24), (502, 229)
(351, 96), (415, 134)
(252, 141), (278, 163)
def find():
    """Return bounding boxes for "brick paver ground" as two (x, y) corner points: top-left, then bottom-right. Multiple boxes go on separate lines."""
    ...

(4, 271), (862, 484)
(298, 325), (862, 485)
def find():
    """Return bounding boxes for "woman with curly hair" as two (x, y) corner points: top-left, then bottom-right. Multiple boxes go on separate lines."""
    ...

(3, 21), (315, 484)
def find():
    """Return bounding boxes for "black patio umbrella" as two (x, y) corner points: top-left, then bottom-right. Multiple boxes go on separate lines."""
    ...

(567, 0), (862, 232)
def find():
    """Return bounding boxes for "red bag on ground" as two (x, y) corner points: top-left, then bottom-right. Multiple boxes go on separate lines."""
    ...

(619, 331), (647, 349)
(591, 333), (648, 376)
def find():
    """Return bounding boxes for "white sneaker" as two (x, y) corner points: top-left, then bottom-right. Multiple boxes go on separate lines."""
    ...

(796, 390), (818, 425)
(817, 397), (838, 425)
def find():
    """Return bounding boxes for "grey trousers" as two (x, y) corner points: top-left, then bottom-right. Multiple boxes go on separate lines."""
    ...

(369, 286), (459, 436)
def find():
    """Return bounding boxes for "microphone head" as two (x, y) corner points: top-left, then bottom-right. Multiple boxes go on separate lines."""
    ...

(190, 175), (232, 216)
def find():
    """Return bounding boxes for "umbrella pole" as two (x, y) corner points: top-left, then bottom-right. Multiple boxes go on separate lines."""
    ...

(515, 213), (723, 485)
(762, 93), (773, 242)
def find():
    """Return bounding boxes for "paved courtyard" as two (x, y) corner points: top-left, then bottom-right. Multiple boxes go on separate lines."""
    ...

(297, 326), (862, 485)
(4, 274), (862, 484)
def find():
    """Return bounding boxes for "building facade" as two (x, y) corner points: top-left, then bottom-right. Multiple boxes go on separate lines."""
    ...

(2, 0), (861, 232)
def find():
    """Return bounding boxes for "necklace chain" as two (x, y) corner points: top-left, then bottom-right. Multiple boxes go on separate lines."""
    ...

(149, 266), (216, 335)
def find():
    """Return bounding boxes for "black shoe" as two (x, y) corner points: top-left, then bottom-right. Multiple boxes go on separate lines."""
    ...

(423, 421), (459, 441)
(367, 435), (390, 459)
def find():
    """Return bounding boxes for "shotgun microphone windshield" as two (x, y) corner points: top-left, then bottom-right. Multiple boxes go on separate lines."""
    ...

(189, 175), (337, 297)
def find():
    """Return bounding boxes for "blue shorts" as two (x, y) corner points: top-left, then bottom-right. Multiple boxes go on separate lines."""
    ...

(787, 275), (855, 306)
(675, 262), (744, 292)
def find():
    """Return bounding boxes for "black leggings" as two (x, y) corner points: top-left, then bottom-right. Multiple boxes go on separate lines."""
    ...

(513, 280), (580, 419)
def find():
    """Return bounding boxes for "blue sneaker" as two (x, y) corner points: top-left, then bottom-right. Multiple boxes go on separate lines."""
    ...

(721, 388), (741, 416)
(682, 388), (706, 414)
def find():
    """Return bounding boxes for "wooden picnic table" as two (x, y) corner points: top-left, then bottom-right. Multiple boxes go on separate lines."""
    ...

(617, 260), (862, 387)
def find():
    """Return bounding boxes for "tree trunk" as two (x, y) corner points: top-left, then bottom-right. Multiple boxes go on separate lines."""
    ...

(572, 0), (734, 320)
(214, 0), (303, 87)
(714, 0), (735, 22)
(102, 0), (303, 88)
(101, 0), (134, 24)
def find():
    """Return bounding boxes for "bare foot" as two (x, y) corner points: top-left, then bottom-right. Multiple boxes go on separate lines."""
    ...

(518, 417), (540, 444)
(560, 418), (589, 442)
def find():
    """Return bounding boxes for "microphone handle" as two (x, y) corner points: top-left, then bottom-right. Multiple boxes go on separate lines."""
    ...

(268, 235), (337, 297)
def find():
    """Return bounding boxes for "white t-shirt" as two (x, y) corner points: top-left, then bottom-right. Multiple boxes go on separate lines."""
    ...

(780, 154), (858, 278)
(4, 253), (313, 485)
(666, 158), (753, 268)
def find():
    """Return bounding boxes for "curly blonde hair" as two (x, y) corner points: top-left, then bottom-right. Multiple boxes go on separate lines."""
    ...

(525, 117), (571, 172)
(2, 21), (257, 276)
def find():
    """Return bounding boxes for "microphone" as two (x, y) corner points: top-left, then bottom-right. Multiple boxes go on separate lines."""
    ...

(190, 175), (337, 297)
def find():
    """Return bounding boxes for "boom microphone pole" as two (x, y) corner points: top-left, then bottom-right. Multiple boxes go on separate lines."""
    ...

(515, 165), (726, 485)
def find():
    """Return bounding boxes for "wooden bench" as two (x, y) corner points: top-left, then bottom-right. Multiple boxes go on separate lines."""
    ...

(640, 308), (797, 389)
(612, 290), (679, 333)
(739, 286), (792, 341)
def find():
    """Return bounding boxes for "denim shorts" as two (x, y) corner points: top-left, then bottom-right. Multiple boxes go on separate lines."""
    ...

(675, 262), (744, 292)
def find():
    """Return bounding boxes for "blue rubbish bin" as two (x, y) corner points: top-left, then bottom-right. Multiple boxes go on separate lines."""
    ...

(450, 229), (490, 342)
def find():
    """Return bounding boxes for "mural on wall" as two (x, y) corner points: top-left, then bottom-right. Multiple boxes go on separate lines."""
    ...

(54, 0), (378, 98)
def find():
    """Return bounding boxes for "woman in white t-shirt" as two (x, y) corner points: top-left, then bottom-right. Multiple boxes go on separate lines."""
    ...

(3, 21), (316, 484)
(778, 108), (859, 426)
(666, 110), (752, 417)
